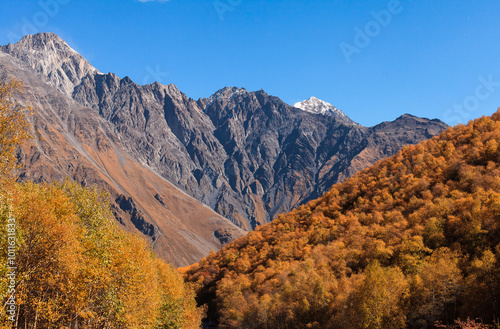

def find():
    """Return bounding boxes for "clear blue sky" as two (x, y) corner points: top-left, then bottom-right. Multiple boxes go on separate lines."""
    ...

(1, 0), (499, 126)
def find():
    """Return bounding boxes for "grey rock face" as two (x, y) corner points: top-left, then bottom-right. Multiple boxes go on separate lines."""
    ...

(1, 33), (99, 96)
(114, 194), (158, 239)
(2, 33), (449, 231)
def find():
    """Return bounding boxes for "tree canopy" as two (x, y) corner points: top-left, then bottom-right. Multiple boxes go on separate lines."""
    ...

(185, 110), (500, 329)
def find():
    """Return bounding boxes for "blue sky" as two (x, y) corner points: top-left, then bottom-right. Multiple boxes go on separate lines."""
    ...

(0, 0), (499, 126)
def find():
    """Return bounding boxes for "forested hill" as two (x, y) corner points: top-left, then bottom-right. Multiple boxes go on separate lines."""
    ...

(184, 110), (500, 329)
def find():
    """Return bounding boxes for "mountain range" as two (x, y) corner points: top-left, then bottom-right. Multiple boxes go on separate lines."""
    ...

(0, 33), (448, 266)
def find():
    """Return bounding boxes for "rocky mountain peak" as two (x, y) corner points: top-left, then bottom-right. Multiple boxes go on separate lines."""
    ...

(0, 32), (99, 96)
(293, 96), (358, 125)
(207, 87), (248, 105)
(374, 113), (439, 130)
(16, 32), (69, 50)
(165, 83), (182, 96)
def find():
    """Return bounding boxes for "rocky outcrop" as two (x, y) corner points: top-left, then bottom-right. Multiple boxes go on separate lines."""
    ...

(115, 195), (158, 239)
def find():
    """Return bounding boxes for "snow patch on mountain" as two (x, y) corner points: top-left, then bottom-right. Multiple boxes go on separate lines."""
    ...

(293, 97), (358, 125)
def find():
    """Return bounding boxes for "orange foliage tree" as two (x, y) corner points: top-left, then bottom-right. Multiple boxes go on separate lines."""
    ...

(185, 110), (500, 328)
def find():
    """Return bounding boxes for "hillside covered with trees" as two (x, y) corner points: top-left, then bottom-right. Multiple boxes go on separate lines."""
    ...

(0, 80), (203, 328)
(184, 110), (500, 328)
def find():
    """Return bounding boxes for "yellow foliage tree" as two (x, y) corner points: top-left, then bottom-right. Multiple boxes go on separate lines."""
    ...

(0, 80), (202, 328)
(0, 80), (32, 178)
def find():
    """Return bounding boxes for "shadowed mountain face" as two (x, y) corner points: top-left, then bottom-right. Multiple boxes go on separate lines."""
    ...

(1, 32), (448, 235)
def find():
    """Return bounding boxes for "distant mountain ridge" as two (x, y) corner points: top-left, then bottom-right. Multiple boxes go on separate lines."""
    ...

(1, 33), (448, 250)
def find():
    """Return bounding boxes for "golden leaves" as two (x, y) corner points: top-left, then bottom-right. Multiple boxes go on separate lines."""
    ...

(0, 181), (202, 328)
(0, 80), (32, 179)
(185, 110), (500, 328)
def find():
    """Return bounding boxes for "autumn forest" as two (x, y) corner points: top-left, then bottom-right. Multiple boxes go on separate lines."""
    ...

(184, 110), (500, 328)
(1, 78), (500, 328)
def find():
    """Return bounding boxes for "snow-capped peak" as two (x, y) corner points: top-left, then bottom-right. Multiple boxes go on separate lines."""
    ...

(293, 97), (358, 125)
(293, 97), (339, 115)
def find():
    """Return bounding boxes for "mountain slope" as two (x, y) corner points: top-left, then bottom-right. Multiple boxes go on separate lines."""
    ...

(184, 111), (500, 328)
(0, 50), (243, 267)
(0, 33), (449, 231)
